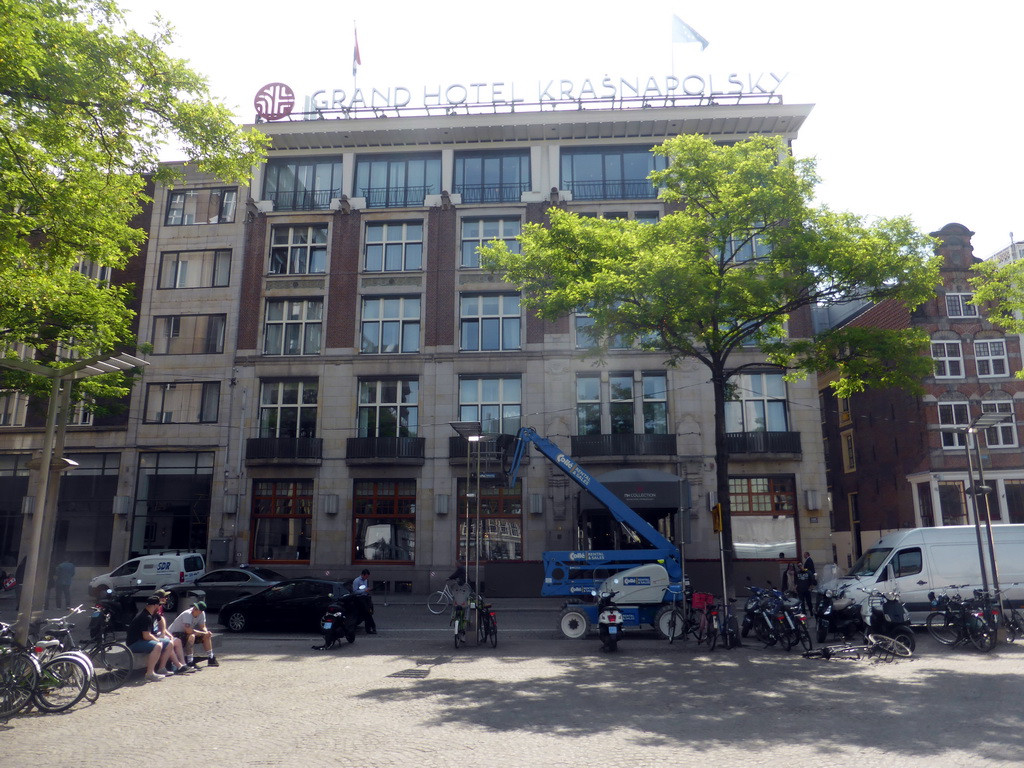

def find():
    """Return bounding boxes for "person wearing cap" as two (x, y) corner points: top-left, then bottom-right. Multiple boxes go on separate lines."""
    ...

(168, 600), (219, 667)
(151, 590), (191, 675)
(127, 596), (178, 682)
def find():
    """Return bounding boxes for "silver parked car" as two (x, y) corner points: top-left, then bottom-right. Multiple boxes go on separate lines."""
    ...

(163, 566), (284, 612)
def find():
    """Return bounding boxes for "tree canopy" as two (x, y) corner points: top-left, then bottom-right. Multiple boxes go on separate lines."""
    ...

(480, 133), (941, 590)
(0, 0), (267, 398)
(970, 257), (1024, 373)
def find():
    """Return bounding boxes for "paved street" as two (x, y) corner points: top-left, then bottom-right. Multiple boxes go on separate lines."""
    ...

(3, 600), (1024, 768)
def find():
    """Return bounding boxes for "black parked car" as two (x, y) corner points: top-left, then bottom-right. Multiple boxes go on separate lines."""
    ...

(163, 566), (284, 613)
(219, 578), (352, 633)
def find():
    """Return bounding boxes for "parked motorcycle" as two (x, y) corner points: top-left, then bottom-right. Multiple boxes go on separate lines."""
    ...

(595, 590), (623, 652)
(92, 579), (143, 637)
(859, 587), (916, 652)
(815, 583), (863, 644)
(816, 584), (915, 652)
(313, 594), (357, 650)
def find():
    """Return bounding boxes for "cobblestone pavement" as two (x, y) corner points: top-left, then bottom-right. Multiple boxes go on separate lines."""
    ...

(3, 602), (1024, 768)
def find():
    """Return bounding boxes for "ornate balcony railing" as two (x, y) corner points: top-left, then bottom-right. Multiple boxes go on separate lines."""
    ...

(454, 182), (530, 204)
(245, 437), (323, 463)
(725, 431), (802, 455)
(265, 189), (338, 211)
(564, 179), (658, 201)
(346, 436), (425, 461)
(360, 185), (434, 208)
(570, 433), (677, 457)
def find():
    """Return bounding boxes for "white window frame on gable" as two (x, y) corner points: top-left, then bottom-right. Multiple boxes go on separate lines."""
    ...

(931, 340), (964, 378)
(981, 399), (1017, 448)
(945, 293), (978, 319)
(975, 339), (1009, 377)
(939, 400), (970, 449)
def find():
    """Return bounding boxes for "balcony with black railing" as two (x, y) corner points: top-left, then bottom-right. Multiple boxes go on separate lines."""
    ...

(564, 179), (659, 201)
(725, 431), (802, 455)
(454, 182), (530, 204)
(245, 437), (323, 465)
(266, 189), (338, 211)
(360, 185), (434, 208)
(571, 433), (677, 457)
(346, 436), (425, 464)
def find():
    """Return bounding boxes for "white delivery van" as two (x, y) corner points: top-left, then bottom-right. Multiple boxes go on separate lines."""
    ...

(818, 524), (1024, 624)
(89, 552), (206, 596)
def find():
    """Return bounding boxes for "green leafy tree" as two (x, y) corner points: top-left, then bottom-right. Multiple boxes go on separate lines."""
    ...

(0, 0), (268, 400)
(970, 258), (1024, 371)
(480, 134), (940, 590)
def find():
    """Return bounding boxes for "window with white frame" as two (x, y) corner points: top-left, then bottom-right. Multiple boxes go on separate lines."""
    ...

(459, 376), (521, 435)
(165, 187), (238, 226)
(981, 399), (1017, 447)
(258, 380), (318, 438)
(364, 222), (423, 272)
(158, 250), (231, 289)
(931, 340), (964, 378)
(360, 297), (420, 354)
(576, 375), (601, 435)
(945, 293), (978, 318)
(939, 400), (970, 448)
(460, 218), (520, 268)
(358, 379), (418, 437)
(460, 294), (521, 351)
(725, 372), (789, 432)
(975, 339), (1008, 377)
(66, 399), (93, 426)
(152, 314), (226, 355)
(144, 382), (220, 424)
(74, 256), (111, 284)
(269, 225), (328, 275)
(264, 299), (323, 356)
(574, 371), (667, 435)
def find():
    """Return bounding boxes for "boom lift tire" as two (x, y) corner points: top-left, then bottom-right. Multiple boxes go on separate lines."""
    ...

(559, 607), (590, 639)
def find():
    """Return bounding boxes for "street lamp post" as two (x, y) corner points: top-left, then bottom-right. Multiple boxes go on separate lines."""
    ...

(450, 421), (484, 597)
(2, 353), (148, 645)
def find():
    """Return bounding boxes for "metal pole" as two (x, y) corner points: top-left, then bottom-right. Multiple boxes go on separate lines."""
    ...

(973, 427), (1003, 603)
(13, 375), (61, 646)
(474, 438), (481, 599)
(964, 430), (990, 594)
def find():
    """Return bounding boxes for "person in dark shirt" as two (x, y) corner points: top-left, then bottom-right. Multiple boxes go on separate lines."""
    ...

(127, 597), (176, 682)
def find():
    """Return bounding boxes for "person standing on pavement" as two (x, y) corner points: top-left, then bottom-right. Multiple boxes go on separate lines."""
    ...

(54, 557), (75, 609)
(795, 563), (815, 616)
(351, 568), (376, 634)
(168, 600), (218, 667)
(803, 551), (817, 583)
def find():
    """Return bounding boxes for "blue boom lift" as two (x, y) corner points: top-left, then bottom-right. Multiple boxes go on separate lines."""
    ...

(505, 427), (688, 639)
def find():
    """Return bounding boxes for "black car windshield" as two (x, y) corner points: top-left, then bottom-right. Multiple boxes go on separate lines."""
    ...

(847, 547), (892, 577)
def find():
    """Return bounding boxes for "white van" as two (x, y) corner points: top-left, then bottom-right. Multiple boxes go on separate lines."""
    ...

(818, 524), (1024, 624)
(89, 552), (206, 596)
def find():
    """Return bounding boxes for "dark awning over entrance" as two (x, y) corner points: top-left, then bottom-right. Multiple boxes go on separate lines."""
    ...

(578, 468), (685, 510)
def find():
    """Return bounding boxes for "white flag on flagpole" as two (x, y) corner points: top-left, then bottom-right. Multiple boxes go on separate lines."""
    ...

(353, 25), (362, 77)
(672, 16), (709, 50)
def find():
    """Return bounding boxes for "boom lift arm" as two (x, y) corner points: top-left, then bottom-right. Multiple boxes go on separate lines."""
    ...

(506, 427), (683, 596)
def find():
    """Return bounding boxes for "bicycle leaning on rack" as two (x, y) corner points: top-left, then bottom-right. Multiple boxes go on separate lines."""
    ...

(475, 596), (498, 648)
(802, 633), (912, 663)
(1, 620), (96, 716)
(29, 605), (134, 692)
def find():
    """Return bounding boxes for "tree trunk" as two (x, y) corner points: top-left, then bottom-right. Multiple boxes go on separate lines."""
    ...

(711, 371), (735, 598)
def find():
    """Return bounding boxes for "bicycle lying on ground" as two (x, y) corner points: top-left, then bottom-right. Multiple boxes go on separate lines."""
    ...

(802, 633), (912, 663)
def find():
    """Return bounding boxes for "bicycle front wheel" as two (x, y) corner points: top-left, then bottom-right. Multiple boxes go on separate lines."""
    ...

(969, 622), (997, 653)
(88, 641), (134, 692)
(33, 656), (90, 713)
(427, 590), (450, 615)
(866, 633), (912, 661)
(0, 651), (39, 719)
(926, 611), (961, 645)
(488, 618), (498, 648)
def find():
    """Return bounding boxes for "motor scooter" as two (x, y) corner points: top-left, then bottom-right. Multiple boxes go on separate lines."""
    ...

(859, 587), (916, 652)
(313, 594), (357, 649)
(815, 583), (862, 643)
(595, 590), (623, 652)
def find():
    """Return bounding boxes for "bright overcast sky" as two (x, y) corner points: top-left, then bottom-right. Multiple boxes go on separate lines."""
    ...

(118, 0), (1021, 258)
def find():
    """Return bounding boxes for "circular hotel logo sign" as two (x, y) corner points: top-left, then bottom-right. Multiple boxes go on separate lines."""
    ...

(254, 83), (296, 121)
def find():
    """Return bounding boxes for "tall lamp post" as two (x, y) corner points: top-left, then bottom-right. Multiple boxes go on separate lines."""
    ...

(2, 353), (148, 645)
(450, 421), (484, 594)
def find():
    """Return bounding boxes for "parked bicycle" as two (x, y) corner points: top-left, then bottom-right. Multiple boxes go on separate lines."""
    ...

(802, 633), (912, 663)
(926, 584), (998, 652)
(998, 583), (1024, 643)
(655, 583), (688, 643)
(29, 605), (134, 692)
(427, 581), (455, 615)
(475, 597), (498, 648)
(451, 600), (470, 648)
(0, 622), (94, 715)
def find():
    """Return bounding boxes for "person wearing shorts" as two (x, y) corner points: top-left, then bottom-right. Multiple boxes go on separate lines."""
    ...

(127, 596), (176, 682)
(168, 600), (218, 667)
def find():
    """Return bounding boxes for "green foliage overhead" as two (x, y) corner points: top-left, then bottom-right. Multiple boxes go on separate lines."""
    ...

(970, 258), (1024, 379)
(0, 0), (268, 397)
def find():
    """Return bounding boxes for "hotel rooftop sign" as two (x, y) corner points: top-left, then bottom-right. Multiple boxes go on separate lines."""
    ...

(254, 73), (789, 122)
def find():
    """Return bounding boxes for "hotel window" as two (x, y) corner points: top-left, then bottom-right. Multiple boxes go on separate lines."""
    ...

(360, 297), (420, 354)
(728, 476), (797, 559)
(158, 250), (231, 289)
(355, 153), (441, 208)
(0, 391), (28, 427)
(457, 477), (523, 562)
(453, 150), (530, 204)
(460, 218), (520, 268)
(66, 399), (93, 426)
(575, 372), (667, 435)
(263, 158), (342, 211)
(250, 480), (312, 563)
(981, 399), (1016, 447)
(353, 480), (416, 563)
(975, 339), (1008, 377)
(716, 228), (772, 264)
(945, 293), (978, 319)
(574, 307), (628, 350)
(938, 400), (970, 448)
(73, 256), (111, 283)
(460, 294), (520, 351)
(165, 187), (237, 225)
(358, 379), (419, 437)
(364, 222), (423, 272)
(725, 372), (789, 432)
(152, 314), (226, 355)
(258, 380), (318, 438)
(459, 376), (521, 435)
(560, 146), (667, 201)
(931, 340), (963, 378)
(264, 299), (323, 356)
(269, 225), (328, 275)
(144, 382), (220, 424)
